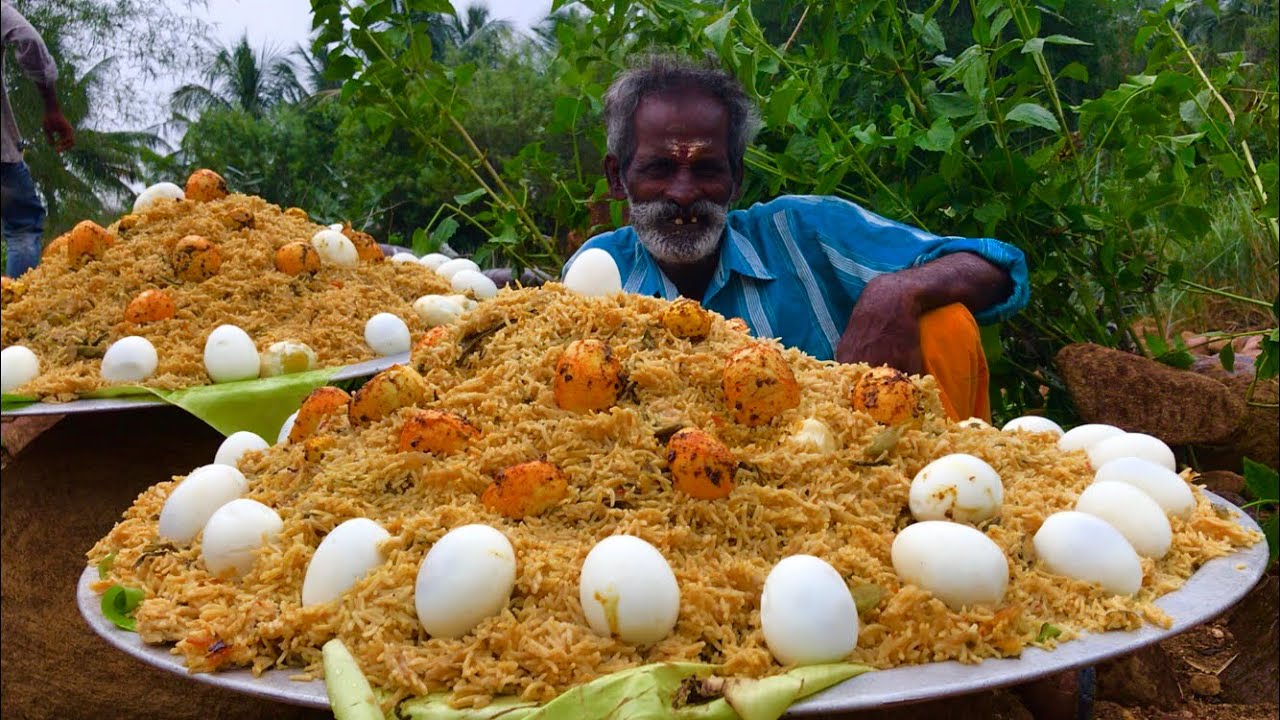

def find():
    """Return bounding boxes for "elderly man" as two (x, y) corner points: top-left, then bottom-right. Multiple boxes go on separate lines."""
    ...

(565, 54), (1029, 421)
(2, 0), (75, 277)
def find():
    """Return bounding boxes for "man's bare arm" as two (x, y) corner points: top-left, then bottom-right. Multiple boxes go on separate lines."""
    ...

(834, 252), (1012, 373)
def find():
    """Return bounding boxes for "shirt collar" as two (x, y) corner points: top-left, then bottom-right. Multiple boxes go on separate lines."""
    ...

(714, 226), (776, 285)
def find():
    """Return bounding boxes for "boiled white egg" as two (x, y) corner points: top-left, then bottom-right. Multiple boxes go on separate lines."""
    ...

(157, 464), (248, 543)
(132, 182), (184, 213)
(1075, 482), (1172, 559)
(327, 223), (344, 232)
(390, 252), (418, 263)
(1057, 423), (1124, 453)
(1033, 511), (1143, 595)
(450, 269), (498, 300)
(579, 535), (680, 644)
(364, 313), (411, 356)
(100, 336), (159, 383)
(790, 418), (837, 453)
(260, 340), (317, 377)
(1, 345), (40, 393)
(1094, 456), (1195, 519)
(435, 258), (480, 280)
(302, 518), (390, 606)
(214, 431), (269, 468)
(1001, 415), (1064, 436)
(203, 325), (260, 383)
(564, 248), (622, 297)
(310, 229), (359, 268)
(447, 294), (478, 312)
(415, 524), (516, 638)
(908, 453), (1003, 524)
(891, 521), (1009, 609)
(418, 253), (451, 270)
(1087, 432), (1176, 472)
(957, 417), (990, 429)
(200, 498), (283, 578)
(760, 555), (858, 666)
(412, 295), (464, 327)
(277, 410), (299, 445)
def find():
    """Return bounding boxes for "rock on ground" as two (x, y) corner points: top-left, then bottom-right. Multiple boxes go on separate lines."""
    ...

(1056, 343), (1244, 446)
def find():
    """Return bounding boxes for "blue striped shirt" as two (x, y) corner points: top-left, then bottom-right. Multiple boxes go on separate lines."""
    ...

(564, 195), (1030, 361)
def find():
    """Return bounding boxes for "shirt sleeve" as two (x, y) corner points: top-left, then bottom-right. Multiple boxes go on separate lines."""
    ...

(1, 3), (59, 86)
(791, 196), (1030, 324)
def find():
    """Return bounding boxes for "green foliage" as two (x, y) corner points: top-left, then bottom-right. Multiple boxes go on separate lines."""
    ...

(1242, 458), (1278, 566)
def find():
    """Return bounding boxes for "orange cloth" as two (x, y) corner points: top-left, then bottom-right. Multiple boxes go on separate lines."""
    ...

(919, 303), (990, 423)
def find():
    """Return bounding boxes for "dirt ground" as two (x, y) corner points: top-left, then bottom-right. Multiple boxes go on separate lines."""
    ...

(1, 413), (1276, 720)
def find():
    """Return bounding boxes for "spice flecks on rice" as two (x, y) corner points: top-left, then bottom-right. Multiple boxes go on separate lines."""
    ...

(89, 286), (1259, 708)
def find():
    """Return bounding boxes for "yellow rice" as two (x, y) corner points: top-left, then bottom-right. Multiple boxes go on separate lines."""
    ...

(1, 194), (451, 400)
(88, 285), (1260, 709)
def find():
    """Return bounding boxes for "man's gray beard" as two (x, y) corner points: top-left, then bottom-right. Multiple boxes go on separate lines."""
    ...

(629, 198), (728, 265)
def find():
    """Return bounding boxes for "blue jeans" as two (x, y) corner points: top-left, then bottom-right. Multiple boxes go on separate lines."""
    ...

(1, 161), (47, 277)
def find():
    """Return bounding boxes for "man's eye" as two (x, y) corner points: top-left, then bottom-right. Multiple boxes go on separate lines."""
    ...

(641, 161), (674, 177)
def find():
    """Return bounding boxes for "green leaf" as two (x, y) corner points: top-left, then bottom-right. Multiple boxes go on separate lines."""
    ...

(1043, 34), (1091, 46)
(96, 552), (116, 580)
(1220, 342), (1235, 372)
(1036, 623), (1063, 642)
(1243, 458), (1279, 503)
(915, 118), (955, 152)
(927, 92), (981, 119)
(101, 585), (145, 632)
(1263, 514), (1278, 566)
(1005, 103), (1060, 132)
(454, 188), (486, 207)
(704, 8), (738, 49)
(428, 217), (459, 252)
(1058, 62), (1089, 82)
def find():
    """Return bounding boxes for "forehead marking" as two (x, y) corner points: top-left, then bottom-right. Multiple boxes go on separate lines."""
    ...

(666, 140), (712, 162)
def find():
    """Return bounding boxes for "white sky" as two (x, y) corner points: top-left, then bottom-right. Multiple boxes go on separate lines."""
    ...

(128, 0), (552, 130)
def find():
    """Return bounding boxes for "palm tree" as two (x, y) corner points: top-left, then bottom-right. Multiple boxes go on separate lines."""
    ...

(531, 5), (589, 52)
(170, 35), (306, 119)
(445, 3), (514, 64)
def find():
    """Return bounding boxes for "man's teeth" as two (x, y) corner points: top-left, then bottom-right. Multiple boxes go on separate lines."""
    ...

(672, 217), (698, 225)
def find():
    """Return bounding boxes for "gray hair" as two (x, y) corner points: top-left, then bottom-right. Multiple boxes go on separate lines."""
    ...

(603, 53), (762, 173)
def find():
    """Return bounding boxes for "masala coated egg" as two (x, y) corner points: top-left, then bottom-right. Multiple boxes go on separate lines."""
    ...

(760, 555), (859, 666)
(100, 335), (159, 383)
(1087, 433), (1176, 472)
(1033, 511), (1143, 595)
(891, 521), (1009, 610)
(157, 464), (248, 543)
(578, 535), (680, 644)
(364, 313), (411, 356)
(1075, 482), (1172, 559)
(203, 325), (260, 383)
(563, 248), (622, 297)
(214, 431), (269, 468)
(1093, 457), (1195, 519)
(302, 518), (391, 606)
(908, 453), (1003, 524)
(200, 498), (283, 578)
(415, 524), (517, 639)
(2, 345), (40, 392)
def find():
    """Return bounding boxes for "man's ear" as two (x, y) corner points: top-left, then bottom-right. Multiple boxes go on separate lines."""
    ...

(604, 154), (626, 200)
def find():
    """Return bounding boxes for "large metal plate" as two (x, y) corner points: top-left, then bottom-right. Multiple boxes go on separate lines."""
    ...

(77, 494), (1268, 714)
(3, 352), (408, 418)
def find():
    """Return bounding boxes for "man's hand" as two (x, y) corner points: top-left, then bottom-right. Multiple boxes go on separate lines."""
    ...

(835, 252), (1013, 374)
(42, 109), (74, 153)
(835, 274), (924, 374)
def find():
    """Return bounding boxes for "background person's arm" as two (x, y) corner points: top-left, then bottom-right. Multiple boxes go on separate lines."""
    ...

(834, 252), (1011, 374)
(2, 3), (73, 151)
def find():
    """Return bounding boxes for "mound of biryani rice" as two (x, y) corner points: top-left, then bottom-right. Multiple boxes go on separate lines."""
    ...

(1, 178), (451, 401)
(87, 285), (1259, 709)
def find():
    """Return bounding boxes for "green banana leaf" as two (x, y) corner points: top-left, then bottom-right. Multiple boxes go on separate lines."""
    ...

(373, 655), (870, 720)
(1, 367), (335, 439)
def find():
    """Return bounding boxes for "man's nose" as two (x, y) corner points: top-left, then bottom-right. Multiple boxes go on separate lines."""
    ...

(664, 169), (699, 209)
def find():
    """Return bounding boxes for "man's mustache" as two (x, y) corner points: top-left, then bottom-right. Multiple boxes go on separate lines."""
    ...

(630, 199), (728, 229)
